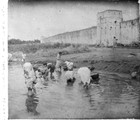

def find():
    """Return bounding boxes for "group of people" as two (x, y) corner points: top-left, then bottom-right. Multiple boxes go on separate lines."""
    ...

(22, 52), (99, 96)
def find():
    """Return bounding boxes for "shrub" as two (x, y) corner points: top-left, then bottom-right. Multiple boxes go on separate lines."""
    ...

(131, 41), (140, 48)
(116, 43), (125, 47)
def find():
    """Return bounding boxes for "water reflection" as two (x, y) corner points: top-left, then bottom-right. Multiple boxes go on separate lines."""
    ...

(25, 94), (40, 115)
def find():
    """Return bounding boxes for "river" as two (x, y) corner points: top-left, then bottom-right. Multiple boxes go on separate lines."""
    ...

(8, 63), (140, 119)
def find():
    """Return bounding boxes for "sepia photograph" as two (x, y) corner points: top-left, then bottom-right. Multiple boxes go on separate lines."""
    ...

(7, 0), (140, 119)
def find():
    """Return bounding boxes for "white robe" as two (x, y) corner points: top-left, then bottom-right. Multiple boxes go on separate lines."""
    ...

(65, 70), (74, 80)
(23, 62), (36, 88)
(65, 61), (73, 70)
(77, 67), (91, 85)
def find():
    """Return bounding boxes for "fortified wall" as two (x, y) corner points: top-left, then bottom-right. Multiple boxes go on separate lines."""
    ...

(42, 26), (97, 44)
(42, 10), (139, 46)
(97, 10), (139, 46)
(120, 18), (139, 44)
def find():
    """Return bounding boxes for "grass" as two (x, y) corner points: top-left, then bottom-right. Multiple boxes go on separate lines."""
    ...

(8, 42), (72, 54)
(8, 42), (91, 60)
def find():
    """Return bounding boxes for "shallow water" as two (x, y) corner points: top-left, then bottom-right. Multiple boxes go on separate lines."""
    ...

(8, 63), (140, 119)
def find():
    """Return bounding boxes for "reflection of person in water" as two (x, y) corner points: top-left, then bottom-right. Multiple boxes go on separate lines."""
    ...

(25, 94), (40, 115)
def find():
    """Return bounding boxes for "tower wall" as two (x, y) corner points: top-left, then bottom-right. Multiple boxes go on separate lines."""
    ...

(97, 10), (123, 46)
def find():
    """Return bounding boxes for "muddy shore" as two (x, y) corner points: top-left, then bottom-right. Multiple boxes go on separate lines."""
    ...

(26, 47), (140, 74)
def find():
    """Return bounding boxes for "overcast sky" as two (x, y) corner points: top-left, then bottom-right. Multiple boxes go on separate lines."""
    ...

(8, 1), (139, 40)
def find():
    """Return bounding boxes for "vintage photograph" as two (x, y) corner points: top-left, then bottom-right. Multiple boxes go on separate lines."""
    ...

(8, 0), (140, 119)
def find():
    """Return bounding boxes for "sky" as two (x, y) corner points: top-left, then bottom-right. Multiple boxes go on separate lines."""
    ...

(8, 1), (139, 40)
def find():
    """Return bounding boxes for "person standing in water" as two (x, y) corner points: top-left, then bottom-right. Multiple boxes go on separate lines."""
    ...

(23, 61), (37, 96)
(55, 52), (62, 72)
(54, 52), (63, 80)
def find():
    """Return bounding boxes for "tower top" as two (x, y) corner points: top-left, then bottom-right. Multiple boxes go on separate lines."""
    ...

(97, 9), (122, 19)
(98, 9), (122, 14)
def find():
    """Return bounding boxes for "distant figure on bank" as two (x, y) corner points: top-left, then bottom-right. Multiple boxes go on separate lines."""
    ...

(23, 62), (37, 95)
(113, 36), (118, 48)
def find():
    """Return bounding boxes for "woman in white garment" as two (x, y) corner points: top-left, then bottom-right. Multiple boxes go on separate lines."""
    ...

(35, 69), (45, 89)
(64, 70), (76, 86)
(77, 66), (98, 89)
(55, 52), (62, 71)
(23, 62), (37, 95)
(65, 61), (74, 71)
(77, 67), (91, 89)
(54, 52), (63, 80)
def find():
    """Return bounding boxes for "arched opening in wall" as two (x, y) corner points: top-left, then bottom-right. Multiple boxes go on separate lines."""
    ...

(114, 21), (117, 24)
(110, 27), (112, 30)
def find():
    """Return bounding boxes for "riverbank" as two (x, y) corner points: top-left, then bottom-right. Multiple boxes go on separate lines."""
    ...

(24, 47), (140, 74)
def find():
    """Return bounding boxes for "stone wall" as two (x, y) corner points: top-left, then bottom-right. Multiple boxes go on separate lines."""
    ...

(42, 27), (97, 45)
(120, 19), (139, 44)
(97, 10), (123, 46)
(97, 10), (139, 46)
(42, 10), (139, 46)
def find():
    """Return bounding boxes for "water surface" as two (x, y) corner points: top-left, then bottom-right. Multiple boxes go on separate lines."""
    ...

(8, 63), (140, 119)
